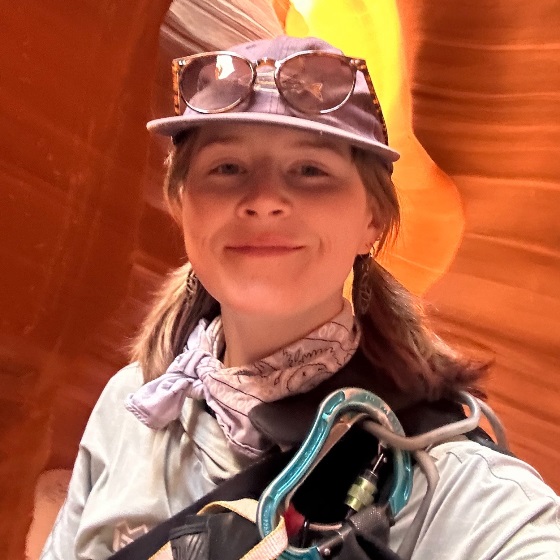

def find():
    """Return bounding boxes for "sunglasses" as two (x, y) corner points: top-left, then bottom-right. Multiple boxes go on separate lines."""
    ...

(171, 50), (389, 145)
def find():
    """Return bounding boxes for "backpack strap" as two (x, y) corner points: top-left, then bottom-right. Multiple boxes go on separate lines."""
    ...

(111, 351), (508, 559)
(109, 450), (293, 560)
(249, 349), (511, 455)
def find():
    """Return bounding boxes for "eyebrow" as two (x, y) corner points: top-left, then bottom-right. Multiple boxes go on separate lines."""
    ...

(194, 133), (350, 159)
(290, 138), (349, 158)
(194, 135), (240, 152)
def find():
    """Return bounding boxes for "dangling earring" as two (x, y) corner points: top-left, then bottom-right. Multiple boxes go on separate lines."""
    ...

(185, 268), (199, 308)
(356, 246), (374, 315)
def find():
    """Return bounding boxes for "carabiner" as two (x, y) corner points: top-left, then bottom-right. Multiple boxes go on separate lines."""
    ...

(256, 388), (413, 560)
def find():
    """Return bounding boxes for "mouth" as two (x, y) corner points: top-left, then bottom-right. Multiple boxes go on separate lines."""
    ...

(225, 245), (305, 257)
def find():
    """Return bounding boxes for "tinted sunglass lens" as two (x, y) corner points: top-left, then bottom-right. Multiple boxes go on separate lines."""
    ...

(179, 54), (253, 112)
(277, 54), (355, 113)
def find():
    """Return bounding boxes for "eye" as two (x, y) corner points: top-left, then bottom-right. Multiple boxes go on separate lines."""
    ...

(210, 162), (244, 175)
(296, 164), (329, 178)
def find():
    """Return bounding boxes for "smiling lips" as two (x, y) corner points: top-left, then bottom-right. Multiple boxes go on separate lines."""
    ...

(226, 238), (304, 257)
(227, 246), (304, 256)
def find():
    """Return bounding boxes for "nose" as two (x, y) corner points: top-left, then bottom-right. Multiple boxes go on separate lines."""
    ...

(236, 169), (292, 219)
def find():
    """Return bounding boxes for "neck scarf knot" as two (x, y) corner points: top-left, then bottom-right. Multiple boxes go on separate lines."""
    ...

(125, 299), (360, 458)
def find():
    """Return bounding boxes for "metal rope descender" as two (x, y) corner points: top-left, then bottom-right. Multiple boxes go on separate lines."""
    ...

(256, 388), (414, 560)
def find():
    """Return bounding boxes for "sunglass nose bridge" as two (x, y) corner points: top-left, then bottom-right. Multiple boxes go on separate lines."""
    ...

(254, 58), (278, 92)
(255, 57), (278, 69)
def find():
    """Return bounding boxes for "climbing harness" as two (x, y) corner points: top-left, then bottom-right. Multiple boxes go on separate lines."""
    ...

(249, 387), (507, 560)
(109, 381), (509, 560)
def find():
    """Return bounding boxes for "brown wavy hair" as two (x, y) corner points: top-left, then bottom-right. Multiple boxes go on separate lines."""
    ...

(131, 131), (486, 400)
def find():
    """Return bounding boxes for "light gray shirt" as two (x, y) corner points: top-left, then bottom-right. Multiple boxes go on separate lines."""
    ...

(41, 363), (560, 559)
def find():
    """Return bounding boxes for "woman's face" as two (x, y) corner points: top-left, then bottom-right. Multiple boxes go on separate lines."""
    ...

(181, 123), (380, 318)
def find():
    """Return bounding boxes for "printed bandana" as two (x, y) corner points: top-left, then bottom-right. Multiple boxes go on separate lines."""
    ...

(125, 299), (360, 457)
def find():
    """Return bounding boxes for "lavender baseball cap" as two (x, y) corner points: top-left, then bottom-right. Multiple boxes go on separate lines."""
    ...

(147, 35), (400, 166)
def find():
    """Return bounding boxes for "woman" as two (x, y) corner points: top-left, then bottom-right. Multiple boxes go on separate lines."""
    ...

(41, 35), (559, 560)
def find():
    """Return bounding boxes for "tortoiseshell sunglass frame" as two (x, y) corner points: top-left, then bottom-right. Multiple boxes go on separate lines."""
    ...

(171, 51), (389, 146)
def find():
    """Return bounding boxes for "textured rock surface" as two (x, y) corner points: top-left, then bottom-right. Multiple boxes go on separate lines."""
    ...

(1, 0), (171, 556)
(2, 1), (559, 557)
(400, 0), (560, 490)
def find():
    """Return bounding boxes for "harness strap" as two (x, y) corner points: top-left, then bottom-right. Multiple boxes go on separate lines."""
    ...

(149, 499), (288, 560)
(148, 543), (172, 560)
(110, 350), (508, 560)
(109, 451), (294, 560)
(200, 500), (288, 560)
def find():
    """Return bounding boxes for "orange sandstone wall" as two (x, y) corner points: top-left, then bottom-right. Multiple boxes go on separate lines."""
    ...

(0, 1), (174, 556)
(1, 1), (559, 558)
(399, 0), (560, 488)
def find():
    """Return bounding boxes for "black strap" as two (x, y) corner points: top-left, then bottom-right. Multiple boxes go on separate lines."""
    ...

(110, 406), (507, 560)
(108, 450), (293, 560)
(110, 351), (508, 559)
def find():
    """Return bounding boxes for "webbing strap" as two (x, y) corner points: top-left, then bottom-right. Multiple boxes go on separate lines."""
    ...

(109, 450), (294, 560)
(148, 543), (172, 560)
(199, 499), (288, 560)
(198, 498), (260, 517)
(149, 499), (288, 560)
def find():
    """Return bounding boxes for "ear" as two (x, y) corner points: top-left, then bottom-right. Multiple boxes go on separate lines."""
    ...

(358, 200), (383, 255)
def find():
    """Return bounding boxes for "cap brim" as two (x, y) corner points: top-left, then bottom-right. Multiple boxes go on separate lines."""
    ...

(147, 112), (400, 163)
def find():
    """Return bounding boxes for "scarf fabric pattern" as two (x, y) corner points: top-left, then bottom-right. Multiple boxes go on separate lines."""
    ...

(125, 300), (360, 457)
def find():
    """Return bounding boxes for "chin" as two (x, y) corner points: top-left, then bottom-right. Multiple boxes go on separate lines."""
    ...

(232, 298), (302, 317)
(221, 288), (307, 317)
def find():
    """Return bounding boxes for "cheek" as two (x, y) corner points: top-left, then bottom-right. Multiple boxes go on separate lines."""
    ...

(303, 205), (368, 290)
(319, 199), (372, 252)
(179, 195), (230, 295)
(180, 197), (212, 259)
(181, 225), (200, 259)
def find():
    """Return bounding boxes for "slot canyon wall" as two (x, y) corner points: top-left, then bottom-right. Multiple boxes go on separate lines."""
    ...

(1, 1), (559, 557)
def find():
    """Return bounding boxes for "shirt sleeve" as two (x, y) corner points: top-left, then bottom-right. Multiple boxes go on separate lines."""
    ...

(390, 440), (560, 559)
(40, 364), (143, 560)
(39, 444), (93, 560)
